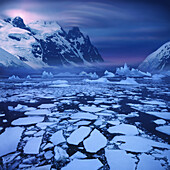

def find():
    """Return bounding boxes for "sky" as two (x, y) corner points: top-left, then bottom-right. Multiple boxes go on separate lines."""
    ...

(0, 0), (170, 66)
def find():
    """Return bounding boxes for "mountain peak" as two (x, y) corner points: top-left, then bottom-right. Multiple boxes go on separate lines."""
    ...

(67, 27), (83, 39)
(12, 16), (26, 29)
(71, 27), (80, 32)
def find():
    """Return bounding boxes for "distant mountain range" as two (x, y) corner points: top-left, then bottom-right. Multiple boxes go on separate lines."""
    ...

(0, 16), (103, 70)
(0, 16), (169, 73)
(138, 41), (170, 72)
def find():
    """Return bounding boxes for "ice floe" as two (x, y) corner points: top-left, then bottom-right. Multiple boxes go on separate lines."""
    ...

(38, 103), (56, 109)
(50, 130), (65, 145)
(8, 104), (35, 112)
(30, 165), (51, 170)
(56, 72), (75, 77)
(24, 137), (42, 154)
(0, 127), (24, 157)
(70, 151), (87, 159)
(2, 153), (20, 164)
(137, 153), (164, 170)
(43, 143), (54, 150)
(152, 74), (165, 81)
(24, 109), (50, 116)
(74, 120), (91, 126)
(49, 84), (70, 87)
(71, 112), (98, 120)
(113, 136), (170, 153)
(54, 146), (69, 161)
(62, 159), (102, 170)
(107, 120), (120, 126)
(79, 105), (105, 113)
(117, 77), (138, 85)
(108, 124), (139, 135)
(155, 125), (170, 135)
(67, 126), (91, 145)
(105, 149), (136, 170)
(36, 122), (56, 129)
(83, 129), (107, 153)
(141, 100), (165, 105)
(44, 150), (53, 159)
(153, 119), (166, 125)
(11, 116), (44, 125)
(84, 77), (110, 83)
(145, 111), (170, 120)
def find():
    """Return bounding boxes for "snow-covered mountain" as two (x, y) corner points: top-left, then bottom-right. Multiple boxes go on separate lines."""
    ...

(0, 47), (31, 69)
(138, 42), (170, 72)
(0, 16), (103, 69)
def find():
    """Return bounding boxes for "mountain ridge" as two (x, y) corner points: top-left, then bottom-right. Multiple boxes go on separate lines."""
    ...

(0, 16), (103, 70)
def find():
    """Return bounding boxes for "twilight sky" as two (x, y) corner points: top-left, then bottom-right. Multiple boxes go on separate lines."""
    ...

(0, 0), (170, 66)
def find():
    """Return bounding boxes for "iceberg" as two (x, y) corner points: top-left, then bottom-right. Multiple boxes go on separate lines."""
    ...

(79, 71), (99, 79)
(89, 72), (99, 79)
(8, 75), (20, 80)
(103, 70), (115, 77)
(79, 71), (89, 76)
(41, 71), (54, 78)
(116, 63), (151, 77)
(26, 75), (31, 79)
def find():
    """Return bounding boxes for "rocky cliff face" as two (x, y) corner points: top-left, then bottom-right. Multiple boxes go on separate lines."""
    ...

(0, 16), (103, 69)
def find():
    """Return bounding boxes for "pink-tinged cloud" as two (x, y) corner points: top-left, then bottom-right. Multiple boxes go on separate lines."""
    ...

(4, 9), (43, 24)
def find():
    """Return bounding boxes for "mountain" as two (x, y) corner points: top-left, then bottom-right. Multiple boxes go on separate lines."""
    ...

(0, 16), (103, 69)
(138, 42), (170, 72)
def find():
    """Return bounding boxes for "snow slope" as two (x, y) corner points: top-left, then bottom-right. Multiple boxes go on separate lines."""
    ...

(0, 19), (46, 69)
(0, 47), (30, 69)
(138, 42), (170, 72)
